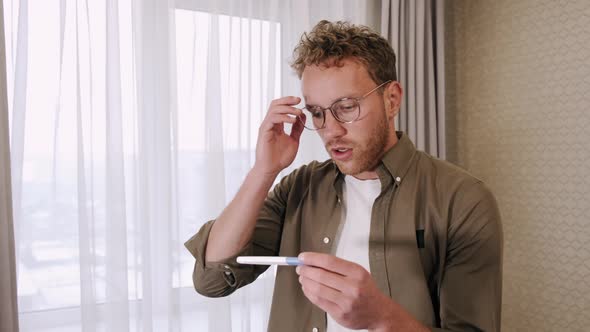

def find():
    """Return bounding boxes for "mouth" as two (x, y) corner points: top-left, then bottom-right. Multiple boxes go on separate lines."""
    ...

(330, 147), (353, 161)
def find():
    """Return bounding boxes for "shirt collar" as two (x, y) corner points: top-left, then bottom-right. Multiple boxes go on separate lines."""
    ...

(379, 131), (417, 182)
(330, 131), (417, 191)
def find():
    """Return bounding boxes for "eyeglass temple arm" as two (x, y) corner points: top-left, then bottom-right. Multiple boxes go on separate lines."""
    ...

(361, 80), (393, 98)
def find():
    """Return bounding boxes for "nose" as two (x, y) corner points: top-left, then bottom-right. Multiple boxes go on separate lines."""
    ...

(321, 110), (347, 140)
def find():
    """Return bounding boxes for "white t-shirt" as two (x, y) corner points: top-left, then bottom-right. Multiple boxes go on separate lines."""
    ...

(326, 175), (381, 332)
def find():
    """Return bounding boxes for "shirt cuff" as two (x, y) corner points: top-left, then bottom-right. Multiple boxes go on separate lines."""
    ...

(184, 220), (257, 296)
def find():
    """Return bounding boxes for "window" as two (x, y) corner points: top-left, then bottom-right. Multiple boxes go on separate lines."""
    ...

(8, 1), (280, 330)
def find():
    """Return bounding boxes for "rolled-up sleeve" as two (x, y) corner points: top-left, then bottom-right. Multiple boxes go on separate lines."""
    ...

(184, 220), (263, 297)
(184, 167), (299, 298)
(437, 181), (503, 332)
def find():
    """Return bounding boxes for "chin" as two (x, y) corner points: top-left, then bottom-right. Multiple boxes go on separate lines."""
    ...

(334, 160), (363, 175)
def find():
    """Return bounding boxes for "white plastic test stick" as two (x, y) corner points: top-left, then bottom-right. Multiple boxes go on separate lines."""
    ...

(236, 256), (302, 266)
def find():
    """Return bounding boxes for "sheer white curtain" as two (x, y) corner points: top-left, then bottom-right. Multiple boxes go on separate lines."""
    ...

(4, 0), (374, 331)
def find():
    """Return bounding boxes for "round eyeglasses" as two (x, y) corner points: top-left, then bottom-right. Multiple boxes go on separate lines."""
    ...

(299, 80), (392, 130)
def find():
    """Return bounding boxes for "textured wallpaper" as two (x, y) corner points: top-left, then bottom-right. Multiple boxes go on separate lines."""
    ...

(445, 1), (590, 331)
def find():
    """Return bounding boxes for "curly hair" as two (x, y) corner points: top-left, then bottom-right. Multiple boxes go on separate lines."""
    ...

(290, 20), (397, 85)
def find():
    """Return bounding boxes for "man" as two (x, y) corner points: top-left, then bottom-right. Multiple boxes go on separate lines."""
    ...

(185, 20), (502, 332)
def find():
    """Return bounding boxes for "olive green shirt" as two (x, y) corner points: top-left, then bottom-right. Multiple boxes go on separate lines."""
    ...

(185, 132), (503, 332)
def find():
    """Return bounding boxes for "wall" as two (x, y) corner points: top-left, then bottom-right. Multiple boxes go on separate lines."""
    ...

(445, 1), (590, 331)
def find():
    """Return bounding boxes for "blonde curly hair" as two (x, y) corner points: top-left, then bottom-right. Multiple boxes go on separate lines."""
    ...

(290, 20), (397, 85)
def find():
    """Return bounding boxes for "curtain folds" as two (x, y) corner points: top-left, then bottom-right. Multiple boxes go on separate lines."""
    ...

(0, 0), (20, 330)
(380, 0), (446, 158)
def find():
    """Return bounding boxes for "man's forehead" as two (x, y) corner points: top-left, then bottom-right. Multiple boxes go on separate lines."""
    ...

(301, 67), (372, 106)
(301, 57), (365, 76)
(301, 58), (371, 88)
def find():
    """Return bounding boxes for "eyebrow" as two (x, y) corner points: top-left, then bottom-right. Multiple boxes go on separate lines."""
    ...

(302, 95), (318, 108)
(304, 101), (321, 109)
(303, 91), (360, 108)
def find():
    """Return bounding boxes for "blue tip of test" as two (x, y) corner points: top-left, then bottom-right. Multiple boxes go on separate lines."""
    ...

(286, 257), (303, 266)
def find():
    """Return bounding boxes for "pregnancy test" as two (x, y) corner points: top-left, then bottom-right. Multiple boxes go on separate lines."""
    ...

(237, 256), (302, 266)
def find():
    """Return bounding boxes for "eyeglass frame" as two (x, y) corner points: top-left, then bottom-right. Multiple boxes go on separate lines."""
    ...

(299, 80), (393, 130)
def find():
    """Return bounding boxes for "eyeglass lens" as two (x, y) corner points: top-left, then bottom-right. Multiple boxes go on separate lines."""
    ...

(300, 99), (360, 130)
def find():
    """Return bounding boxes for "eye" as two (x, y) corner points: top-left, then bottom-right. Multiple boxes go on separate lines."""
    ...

(306, 107), (324, 118)
(335, 100), (357, 112)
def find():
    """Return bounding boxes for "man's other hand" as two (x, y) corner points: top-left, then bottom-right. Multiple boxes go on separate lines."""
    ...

(297, 252), (429, 332)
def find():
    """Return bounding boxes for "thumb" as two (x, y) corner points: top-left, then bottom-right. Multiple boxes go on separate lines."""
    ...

(290, 115), (305, 142)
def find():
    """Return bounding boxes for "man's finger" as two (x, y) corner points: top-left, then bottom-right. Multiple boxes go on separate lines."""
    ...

(270, 96), (301, 107)
(259, 114), (297, 132)
(290, 114), (305, 141)
(267, 114), (298, 125)
(298, 252), (362, 277)
(269, 105), (303, 117)
(301, 283), (341, 315)
(299, 275), (344, 306)
(297, 265), (349, 292)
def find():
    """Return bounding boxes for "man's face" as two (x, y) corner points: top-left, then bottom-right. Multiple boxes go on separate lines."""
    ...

(301, 58), (401, 179)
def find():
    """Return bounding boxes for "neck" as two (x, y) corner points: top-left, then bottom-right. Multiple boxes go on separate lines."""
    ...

(352, 130), (399, 180)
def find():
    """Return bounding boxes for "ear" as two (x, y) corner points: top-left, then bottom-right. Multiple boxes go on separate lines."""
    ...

(383, 81), (403, 120)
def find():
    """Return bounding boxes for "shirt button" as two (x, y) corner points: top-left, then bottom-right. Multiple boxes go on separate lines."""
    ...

(312, 328), (318, 332)
(395, 176), (401, 182)
(337, 197), (341, 204)
(323, 237), (330, 244)
(223, 265), (230, 269)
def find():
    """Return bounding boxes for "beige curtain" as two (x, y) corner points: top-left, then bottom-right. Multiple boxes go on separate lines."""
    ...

(0, 0), (20, 330)
(380, 0), (446, 159)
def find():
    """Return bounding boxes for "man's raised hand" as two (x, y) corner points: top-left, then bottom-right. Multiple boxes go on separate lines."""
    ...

(253, 96), (305, 177)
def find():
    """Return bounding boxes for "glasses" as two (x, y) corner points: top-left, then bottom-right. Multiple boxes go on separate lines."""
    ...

(299, 80), (392, 130)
